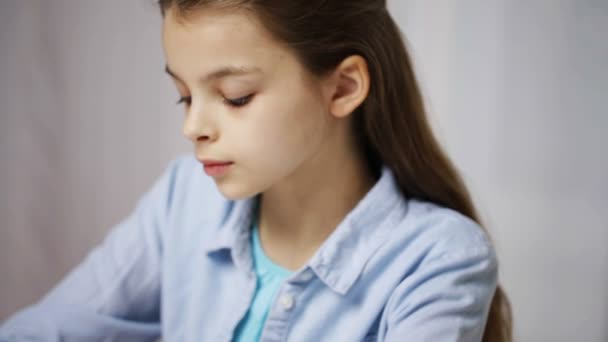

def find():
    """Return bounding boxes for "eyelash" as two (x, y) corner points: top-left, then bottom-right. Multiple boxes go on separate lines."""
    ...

(176, 94), (254, 108)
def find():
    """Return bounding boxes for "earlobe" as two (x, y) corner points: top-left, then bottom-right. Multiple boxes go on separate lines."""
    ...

(329, 55), (370, 118)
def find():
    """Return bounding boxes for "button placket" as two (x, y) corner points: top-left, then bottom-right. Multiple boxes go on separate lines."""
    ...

(279, 293), (295, 311)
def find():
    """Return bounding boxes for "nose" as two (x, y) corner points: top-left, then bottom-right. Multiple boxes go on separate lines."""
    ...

(182, 109), (219, 143)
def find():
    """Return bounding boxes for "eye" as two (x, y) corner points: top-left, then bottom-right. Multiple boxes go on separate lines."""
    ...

(224, 94), (254, 108)
(175, 94), (254, 108)
(176, 96), (191, 106)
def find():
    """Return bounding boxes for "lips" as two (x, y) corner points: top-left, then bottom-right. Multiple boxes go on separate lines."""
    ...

(198, 159), (233, 177)
(198, 159), (234, 167)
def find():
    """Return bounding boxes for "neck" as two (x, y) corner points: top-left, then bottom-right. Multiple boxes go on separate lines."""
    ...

(257, 124), (377, 270)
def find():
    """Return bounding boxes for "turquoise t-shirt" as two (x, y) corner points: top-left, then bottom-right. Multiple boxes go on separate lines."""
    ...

(233, 213), (293, 341)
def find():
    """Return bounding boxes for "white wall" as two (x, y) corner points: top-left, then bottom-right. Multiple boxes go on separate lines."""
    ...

(388, 1), (608, 341)
(0, 0), (189, 320)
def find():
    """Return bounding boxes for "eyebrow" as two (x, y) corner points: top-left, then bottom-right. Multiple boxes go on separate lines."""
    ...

(164, 64), (262, 83)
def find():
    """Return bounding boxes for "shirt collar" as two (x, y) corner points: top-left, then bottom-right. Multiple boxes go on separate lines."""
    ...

(203, 194), (259, 273)
(307, 165), (405, 294)
(203, 165), (406, 295)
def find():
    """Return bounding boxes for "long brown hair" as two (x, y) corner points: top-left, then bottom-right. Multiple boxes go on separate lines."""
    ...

(158, 1), (512, 340)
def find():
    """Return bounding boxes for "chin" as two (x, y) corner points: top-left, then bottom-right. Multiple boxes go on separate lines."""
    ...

(214, 180), (259, 201)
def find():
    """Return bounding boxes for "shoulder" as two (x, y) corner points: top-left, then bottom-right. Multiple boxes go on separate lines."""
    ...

(377, 199), (499, 340)
(156, 153), (227, 219)
(162, 153), (204, 190)
(388, 197), (496, 267)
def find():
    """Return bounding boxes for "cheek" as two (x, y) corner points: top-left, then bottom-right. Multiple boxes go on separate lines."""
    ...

(214, 103), (325, 199)
(256, 101), (325, 162)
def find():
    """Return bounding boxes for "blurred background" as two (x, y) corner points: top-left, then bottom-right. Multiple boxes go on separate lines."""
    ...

(1, 0), (606, 340)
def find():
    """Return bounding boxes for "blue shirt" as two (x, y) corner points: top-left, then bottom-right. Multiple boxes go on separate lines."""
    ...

(0, 154), (498, 341)
(234, 212), (293, 341)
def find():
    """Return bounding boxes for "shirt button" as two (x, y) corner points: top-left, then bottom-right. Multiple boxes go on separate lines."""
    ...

(280, 294), (295, 311)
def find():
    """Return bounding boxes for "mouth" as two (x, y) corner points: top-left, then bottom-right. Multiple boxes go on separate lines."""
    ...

(198, 159), (234, 177)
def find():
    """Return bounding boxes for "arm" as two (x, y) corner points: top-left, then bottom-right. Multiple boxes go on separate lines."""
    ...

(384, 245), (498, 342)
(0, 156), (188, 342)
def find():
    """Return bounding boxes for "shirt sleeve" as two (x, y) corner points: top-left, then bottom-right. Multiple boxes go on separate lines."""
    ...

(383, 244), (498, 342)
(0, 156), (188, 342)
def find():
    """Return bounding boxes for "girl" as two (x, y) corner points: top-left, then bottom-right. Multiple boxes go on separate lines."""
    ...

(0, 0), (512, 341)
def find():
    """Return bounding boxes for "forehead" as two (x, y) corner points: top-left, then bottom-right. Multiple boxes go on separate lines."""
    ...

(161, 7), (290, 80)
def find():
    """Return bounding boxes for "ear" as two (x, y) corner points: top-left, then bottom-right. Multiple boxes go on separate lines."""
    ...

(327, 55), (370, 118)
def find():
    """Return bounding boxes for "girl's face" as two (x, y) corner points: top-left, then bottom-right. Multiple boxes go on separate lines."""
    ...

(162, 7), (335, 200)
